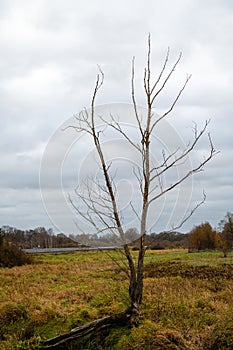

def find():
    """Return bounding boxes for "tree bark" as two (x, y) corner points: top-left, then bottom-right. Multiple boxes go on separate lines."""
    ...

(40, 310), (132, 349)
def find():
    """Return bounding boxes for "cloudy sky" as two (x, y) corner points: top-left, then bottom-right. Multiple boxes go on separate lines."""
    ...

(0, 0), (232, 235)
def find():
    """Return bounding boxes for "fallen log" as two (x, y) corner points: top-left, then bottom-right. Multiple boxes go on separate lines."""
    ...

(40, 309), (131, 349)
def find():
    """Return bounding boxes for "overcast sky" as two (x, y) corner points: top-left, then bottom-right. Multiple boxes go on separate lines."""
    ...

(0, 0), (232, 235)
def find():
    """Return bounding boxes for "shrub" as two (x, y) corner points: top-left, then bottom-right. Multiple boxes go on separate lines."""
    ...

(0, 302), (28, 327)
(204, 319), (233, 349)
(0, 235), (32, 267)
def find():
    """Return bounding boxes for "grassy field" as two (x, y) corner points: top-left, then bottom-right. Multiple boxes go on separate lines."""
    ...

(0, 249), (233, 349)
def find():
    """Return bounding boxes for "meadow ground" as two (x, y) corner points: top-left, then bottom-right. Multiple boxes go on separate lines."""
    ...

(0, 249), (233, 349)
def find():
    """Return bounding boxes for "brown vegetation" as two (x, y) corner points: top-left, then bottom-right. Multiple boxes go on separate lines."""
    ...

(0, 249), (233, 349)
(0, 232), (32, 268)
(188, 223), (220, 252)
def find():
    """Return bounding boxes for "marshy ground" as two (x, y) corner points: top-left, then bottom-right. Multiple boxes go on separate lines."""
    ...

(0, 249), (232, 349)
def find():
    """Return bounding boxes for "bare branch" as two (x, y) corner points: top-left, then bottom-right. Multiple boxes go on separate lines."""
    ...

(149, 147), (180, 175)
(131, 57), (144, 138)
(133, 165), (144, 195)
(151, 47), (170, 95)
(148, 139), (217, 205)
(103, 250), (130, 278)
(151, 51), (183, 105)
(150, 120), (211, 182)
(144, 33), (151, 96)
(169, 191), (207, 232)
(151, 73), (191, 132)
(130, 202), (141, 223)
(100, 114), (142, 153)
(146, 191), (207, 248)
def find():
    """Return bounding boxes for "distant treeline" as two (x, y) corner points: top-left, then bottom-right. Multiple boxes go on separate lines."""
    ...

(1, 212), (232, 253)
(0, 226), (80, 249)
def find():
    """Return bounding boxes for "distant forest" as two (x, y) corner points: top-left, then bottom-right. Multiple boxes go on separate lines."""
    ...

(0, 225), (189, 249)
(0, 226), (80, 249)
(1, 212), (232, 252)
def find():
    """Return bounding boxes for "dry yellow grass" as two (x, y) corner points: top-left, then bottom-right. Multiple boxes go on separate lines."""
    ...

(0, 249), (233, 349)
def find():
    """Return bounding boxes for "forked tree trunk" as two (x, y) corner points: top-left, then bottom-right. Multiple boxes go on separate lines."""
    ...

(128, 234), (145, 324)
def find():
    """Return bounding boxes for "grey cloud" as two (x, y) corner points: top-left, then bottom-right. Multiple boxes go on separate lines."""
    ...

(0, 0), (232, 232)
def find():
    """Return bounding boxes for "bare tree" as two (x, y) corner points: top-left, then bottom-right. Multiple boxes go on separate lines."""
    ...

(70, 35), (216, 319)
(41, 36), (217, 348)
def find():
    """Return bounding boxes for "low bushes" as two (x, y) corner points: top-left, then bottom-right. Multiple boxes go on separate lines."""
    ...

(0, 234), (32, 268)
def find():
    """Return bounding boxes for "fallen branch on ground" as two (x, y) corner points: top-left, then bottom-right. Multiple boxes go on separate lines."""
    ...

(40, 309), (131, 349)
